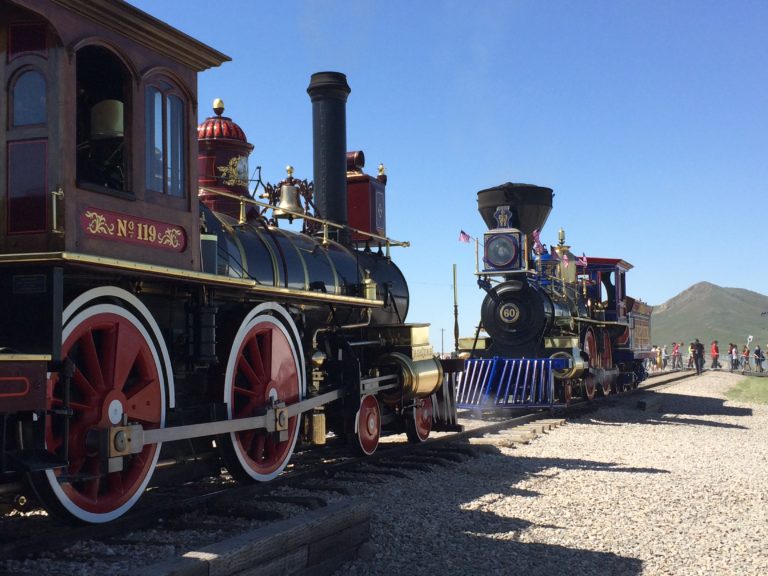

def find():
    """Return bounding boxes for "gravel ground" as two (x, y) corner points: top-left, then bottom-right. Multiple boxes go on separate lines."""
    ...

(335, 372), (768, 576)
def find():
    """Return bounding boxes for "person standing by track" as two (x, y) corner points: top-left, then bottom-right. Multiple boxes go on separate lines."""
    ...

(742, 345), (752, 373)
(693, 339), (705, 375)
(710, 340), (720, 370)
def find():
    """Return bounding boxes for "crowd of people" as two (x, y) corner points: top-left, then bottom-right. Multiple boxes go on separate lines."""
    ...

(649, 339), (765, 375)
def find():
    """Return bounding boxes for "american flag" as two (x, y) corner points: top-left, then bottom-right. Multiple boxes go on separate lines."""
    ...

(458, 230), (471, 243)
(532, 229), (545, 254)
(576, 253), (588, 267)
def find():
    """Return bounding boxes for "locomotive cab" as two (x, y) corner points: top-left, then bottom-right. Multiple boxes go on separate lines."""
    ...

(0, 0), (229, 269)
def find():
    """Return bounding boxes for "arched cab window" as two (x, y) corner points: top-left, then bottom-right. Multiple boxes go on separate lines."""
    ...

(145, 80), (185, 198)
(12, 69), (46, 126)
(76, 45), (130, 193)
(5, 17), (50, 235)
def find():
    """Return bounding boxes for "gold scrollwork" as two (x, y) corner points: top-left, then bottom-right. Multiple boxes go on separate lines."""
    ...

(217, 156), (248, 187)
(84, 210), (115, 235)
(157, 228), (183, 248)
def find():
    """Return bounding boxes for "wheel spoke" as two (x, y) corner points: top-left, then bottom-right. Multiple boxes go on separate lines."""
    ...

(237, 354), (261, 390)
(80, 329), (106, 392)
(247, 333), (268, 383)
(72, 368), (97, 398)
(125, 379), (161, 424)
(111, 321), (145, 393)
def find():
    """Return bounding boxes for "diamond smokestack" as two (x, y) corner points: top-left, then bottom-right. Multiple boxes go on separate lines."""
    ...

(477, 182), (554, 234)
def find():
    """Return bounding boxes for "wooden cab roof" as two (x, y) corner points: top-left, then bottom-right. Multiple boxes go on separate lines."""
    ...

(17, 0), (230, 71)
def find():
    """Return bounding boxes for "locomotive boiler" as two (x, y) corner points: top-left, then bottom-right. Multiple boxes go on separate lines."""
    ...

(0, 0), (457, 524)
(458, 183), (653, 407)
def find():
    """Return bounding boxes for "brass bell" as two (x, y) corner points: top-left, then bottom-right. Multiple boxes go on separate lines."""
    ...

(273, 166), (303, 220)
(273, 182), (302, 219)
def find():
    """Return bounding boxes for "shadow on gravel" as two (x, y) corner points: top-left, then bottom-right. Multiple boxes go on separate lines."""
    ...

(454, 452), (658, 575)
(363, 450), (649, 576)
(589, 391), (753, 430)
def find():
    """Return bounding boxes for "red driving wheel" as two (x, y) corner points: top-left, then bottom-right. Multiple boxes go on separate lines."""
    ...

(601, 332), (613, 395)
(355, 394), (381, 456)
(561, 381), (573, 406)
(582, 328), (598, 400)
(406, 396), (433, 443)
(221, 307), (302, 482)
(30, 302), (165, 523)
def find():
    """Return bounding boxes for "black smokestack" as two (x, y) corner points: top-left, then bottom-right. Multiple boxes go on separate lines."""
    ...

(307, 72), (351, 243)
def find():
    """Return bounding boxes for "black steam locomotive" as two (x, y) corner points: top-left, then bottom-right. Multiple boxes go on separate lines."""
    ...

(0, 0), (457, 523)
(457, 183), (653, 407)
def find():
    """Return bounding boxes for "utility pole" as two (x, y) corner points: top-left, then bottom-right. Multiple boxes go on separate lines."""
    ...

(441, 328), (444, 357)
(453, 264), (460, 354)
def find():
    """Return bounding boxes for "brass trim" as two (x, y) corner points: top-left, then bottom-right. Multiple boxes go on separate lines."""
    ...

(0, 252), (384, 307)
(544, 337), (579, 349)
(199, 186), (410, 249)
(0, 354), (52, 362)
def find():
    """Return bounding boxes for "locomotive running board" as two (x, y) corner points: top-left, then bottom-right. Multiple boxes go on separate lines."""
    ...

(456, 357), (570, 409)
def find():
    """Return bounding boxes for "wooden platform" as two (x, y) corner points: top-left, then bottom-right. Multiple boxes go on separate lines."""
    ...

(135, 499), (371, 576)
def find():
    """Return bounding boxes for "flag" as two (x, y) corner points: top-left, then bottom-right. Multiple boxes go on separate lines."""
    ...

(532, 229), (545, 255)
(562, 253), (569, 268)
(458, 230), (470, 243)
(576, 253), (588, 267)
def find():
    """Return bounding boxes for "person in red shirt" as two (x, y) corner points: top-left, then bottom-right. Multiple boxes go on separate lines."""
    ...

(710, 340), (720, 370)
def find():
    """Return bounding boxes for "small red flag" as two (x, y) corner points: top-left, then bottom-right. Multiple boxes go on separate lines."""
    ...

(458, 230), (470, 243)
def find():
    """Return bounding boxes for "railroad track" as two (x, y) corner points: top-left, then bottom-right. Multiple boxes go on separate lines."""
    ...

(0, 371), (697, 575)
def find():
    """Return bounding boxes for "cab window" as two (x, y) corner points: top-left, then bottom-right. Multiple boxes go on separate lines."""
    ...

(145, 80), (185, 197)
(11, 69), (46, 126)
(76, 45), (130, 193)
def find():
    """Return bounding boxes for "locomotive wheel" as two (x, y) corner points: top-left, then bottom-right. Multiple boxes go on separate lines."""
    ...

(30, 299), (166, 523)
(405, 396), (433, 443)
(220, 304), (303, 482)
(601, 333), (614, 395)
(354, 394), (381, 456)
(582, 328), (597, 401)
(559, 381), (573, 406)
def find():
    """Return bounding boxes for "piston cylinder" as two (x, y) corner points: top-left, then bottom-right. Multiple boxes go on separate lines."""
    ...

(379, 352), (443, 399)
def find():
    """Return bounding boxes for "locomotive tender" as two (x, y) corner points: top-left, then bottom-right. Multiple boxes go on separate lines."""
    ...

(457, 183), (653, 407)
(0, 0), (458, 523)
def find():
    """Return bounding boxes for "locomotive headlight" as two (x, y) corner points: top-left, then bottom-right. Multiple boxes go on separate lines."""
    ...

(483, 230), (523, 272)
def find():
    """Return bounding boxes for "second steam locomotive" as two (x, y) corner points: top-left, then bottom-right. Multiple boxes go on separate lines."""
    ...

(457, 183), (653, 408)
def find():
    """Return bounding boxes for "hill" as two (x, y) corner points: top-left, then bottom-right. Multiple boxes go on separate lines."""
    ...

(651, 282), (768, 349)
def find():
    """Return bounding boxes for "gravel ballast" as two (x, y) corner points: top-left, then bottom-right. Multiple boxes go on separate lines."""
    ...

(335, 372), (768, 576)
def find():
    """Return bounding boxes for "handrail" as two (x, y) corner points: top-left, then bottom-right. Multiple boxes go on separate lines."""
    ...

(198, 186), (410, 251)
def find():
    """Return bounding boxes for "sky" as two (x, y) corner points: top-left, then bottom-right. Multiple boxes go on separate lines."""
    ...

(129, 0), (767, 353)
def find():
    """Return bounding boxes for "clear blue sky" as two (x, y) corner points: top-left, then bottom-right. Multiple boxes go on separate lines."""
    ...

(130, 0), (767, 352)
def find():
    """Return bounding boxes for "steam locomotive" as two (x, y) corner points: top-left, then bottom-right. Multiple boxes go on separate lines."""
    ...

(457, 183), (653, 407)
(0, 0), (458, 523)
